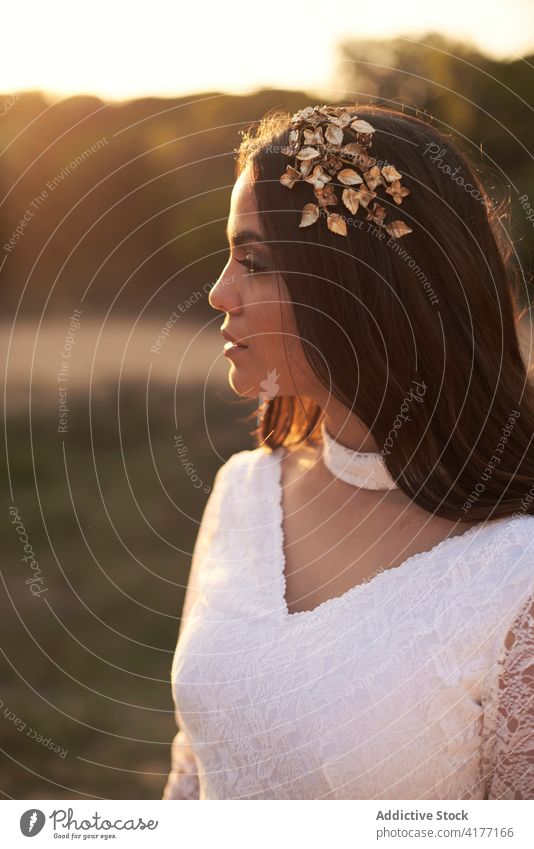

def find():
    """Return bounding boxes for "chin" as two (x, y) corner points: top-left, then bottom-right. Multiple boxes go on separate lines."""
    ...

(228, 371), (260, 399)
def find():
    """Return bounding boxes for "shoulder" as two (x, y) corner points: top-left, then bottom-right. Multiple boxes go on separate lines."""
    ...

(211, 444), (284, 493)
(201, 446), (283, 532)
(510, 511), (534, 536)
(486, 512), (534, 561)
(220, 440), (322, 489)
(479, 511), (534, 661)
(470, 512), (534, 596)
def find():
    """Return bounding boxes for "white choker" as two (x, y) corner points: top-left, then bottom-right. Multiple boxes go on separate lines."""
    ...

(320, 420), (398, 490)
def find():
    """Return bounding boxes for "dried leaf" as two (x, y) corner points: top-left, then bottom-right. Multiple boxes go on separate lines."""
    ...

(296, 146), (321, 160)
(299, 203), (320, 228)
(354, 152), (376, 170)
(303, 126), (324, 145)
(325, 124), (344, 145)
(337, 168), (364, 186)
(314, 184), (338, 207)
(342, 142), (365, 157)
(384, 220), (412, 238)
(299, 158), (314, 177)
(350, 119), (375, 135)
(354, 187), (377, 208)
(304, 164), (332, 189)
(364, 165), (384, 190)
(327, 212), (347, 236)
(280, 104), (415, 239)
(330, 110), (352, 128)
(343, 144), (376, 169)
(385, 180), (410, 204)
(381, 165), (402, 183)
(323, 155), (343, 174)
(342, 188), (360, 214)
(366, 203), (386, 226)
(293, 106), (315, 122)
(319, 105), (341, 118)
(280, 165), (301, 189)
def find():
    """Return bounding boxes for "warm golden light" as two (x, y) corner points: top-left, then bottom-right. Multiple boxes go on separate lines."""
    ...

(2, 0), (533, 101)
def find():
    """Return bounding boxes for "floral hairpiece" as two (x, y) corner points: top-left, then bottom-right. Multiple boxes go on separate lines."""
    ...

(279, 104), (412, 239)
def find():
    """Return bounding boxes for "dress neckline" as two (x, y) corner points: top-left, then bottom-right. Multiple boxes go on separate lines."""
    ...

(320, 420), (398, 490)
(272, 445), (514, 622)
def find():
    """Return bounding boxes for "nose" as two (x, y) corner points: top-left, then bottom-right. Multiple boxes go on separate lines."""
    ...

(208, 262), (242, 313)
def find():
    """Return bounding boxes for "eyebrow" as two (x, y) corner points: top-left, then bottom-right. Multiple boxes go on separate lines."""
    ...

(226, 227), (266, 247)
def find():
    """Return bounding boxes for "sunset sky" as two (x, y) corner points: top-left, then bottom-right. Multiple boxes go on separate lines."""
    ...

(1, 0), (532, 102)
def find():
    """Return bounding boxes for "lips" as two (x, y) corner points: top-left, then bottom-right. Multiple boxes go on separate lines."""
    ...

(223, 339), (247, 352)
(221, 330), (248, 348)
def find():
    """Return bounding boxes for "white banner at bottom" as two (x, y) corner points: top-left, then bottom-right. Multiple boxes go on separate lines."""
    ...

(2, 799), (533, 848)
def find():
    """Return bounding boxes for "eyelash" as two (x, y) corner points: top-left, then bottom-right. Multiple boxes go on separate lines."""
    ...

(236, 252), (265, 275)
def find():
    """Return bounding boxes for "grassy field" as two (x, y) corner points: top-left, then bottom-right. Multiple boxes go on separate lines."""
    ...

(1, 378), (257, 799)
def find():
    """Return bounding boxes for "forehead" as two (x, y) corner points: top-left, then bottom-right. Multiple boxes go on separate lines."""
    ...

(227, 167), (262, 236)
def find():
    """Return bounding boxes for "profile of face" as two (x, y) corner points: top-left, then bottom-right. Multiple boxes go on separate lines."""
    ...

(209, 165), (383, 451)
(209, 166), (318, 402)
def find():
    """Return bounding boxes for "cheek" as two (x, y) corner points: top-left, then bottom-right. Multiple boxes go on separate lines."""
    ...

(251, 314), (311, 394)
(230, 285), (315, 396)
(248, 298), (294, 360)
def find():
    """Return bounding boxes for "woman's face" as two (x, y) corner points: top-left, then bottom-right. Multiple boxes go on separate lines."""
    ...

(209, 165), (379, 452)
(209, 166), (314, 400)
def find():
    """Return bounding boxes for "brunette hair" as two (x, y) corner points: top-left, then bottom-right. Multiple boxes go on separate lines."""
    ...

(235, 103), (534, 521)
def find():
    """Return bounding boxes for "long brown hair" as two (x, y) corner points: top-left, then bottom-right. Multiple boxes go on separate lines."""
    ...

(235, 103), (534, 521)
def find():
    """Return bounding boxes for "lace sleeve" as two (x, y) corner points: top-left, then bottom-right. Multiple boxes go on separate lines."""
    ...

(162, 729), (200, 799)
(484, 593), (534, 800)
(162, 454), (243, 800)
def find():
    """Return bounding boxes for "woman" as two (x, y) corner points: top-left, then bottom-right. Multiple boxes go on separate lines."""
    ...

(163, 103), (534, 800)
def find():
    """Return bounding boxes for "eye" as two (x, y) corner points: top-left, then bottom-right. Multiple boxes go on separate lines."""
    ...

(236, 251), (266, 274)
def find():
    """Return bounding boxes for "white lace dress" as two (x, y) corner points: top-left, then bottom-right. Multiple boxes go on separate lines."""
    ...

(162, 446), (534, 800)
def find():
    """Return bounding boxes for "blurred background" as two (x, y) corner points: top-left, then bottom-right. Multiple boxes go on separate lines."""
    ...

(1, 0), (534, 799)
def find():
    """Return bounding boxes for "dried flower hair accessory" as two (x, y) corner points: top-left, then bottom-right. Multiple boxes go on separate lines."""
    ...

(279, 105), (413, 239)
